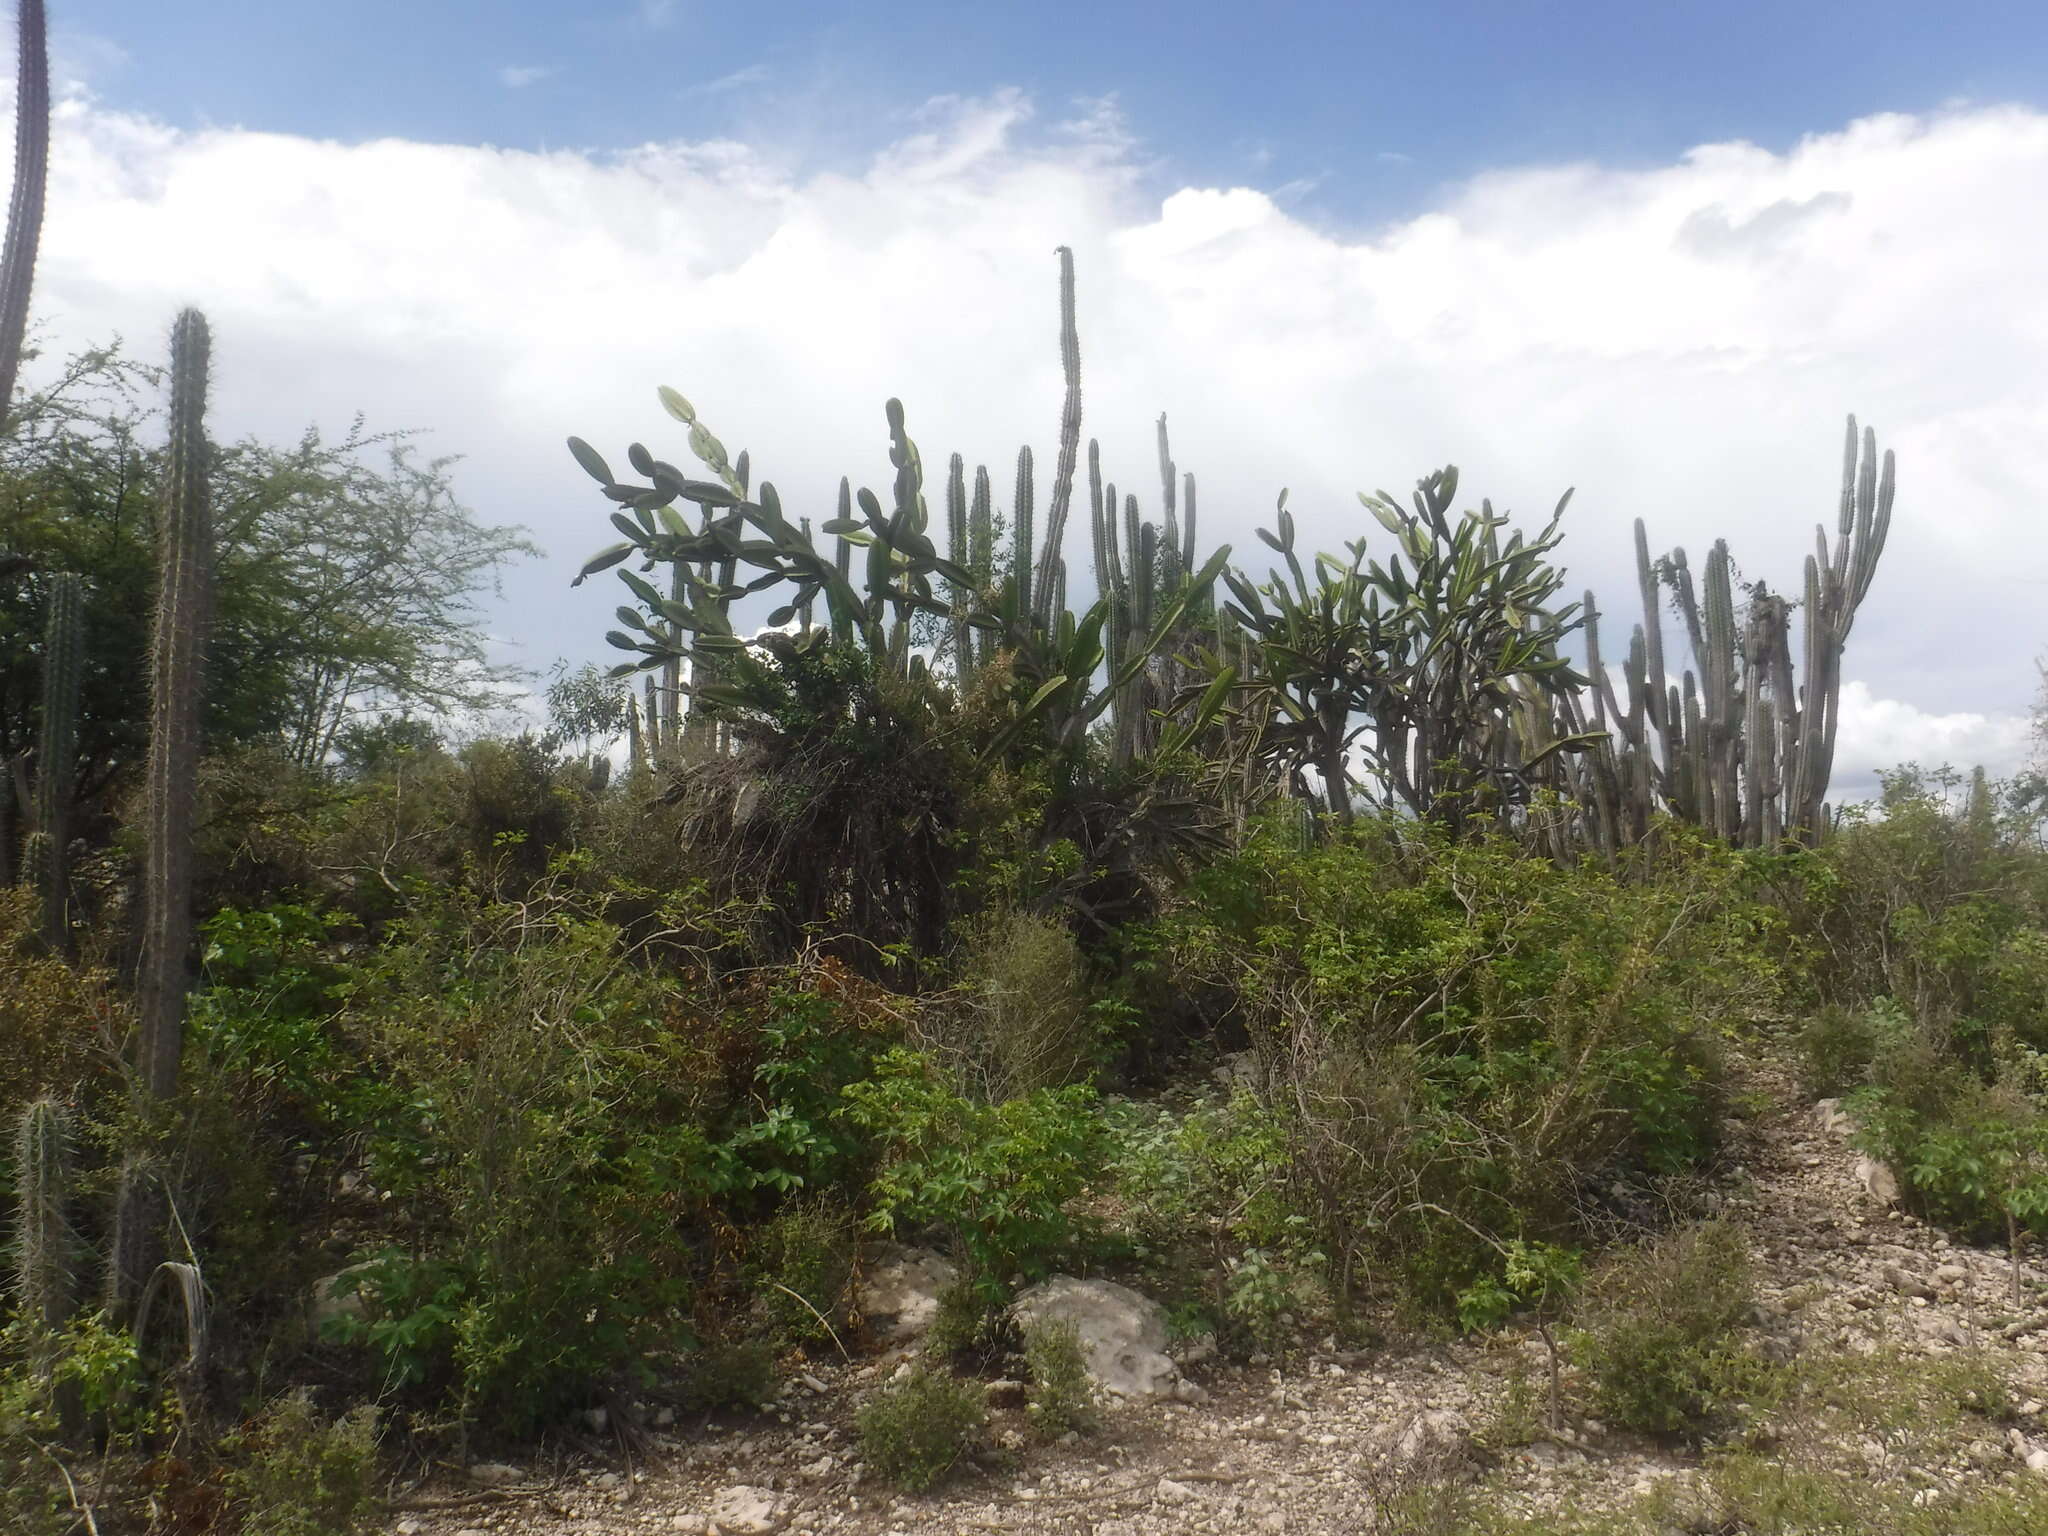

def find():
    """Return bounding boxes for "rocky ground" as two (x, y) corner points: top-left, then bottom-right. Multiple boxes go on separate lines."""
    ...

(377, 1070), (2048, 1536)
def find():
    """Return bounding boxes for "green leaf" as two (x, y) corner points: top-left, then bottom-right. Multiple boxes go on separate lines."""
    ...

(567, 436), (615, 486)
(571, 542), (635, 586)
(657, 385), (696, 424)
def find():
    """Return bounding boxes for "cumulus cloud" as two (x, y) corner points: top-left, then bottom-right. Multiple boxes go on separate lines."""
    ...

(17, 88), (2048, 768)
(1829, 680), (2035, 803)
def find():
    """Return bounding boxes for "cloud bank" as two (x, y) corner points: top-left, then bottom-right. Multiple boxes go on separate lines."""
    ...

(20, 88), (2048, 791)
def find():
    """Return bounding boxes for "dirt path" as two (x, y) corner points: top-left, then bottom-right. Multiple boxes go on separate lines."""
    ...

(381, 1070), (2048, 1536)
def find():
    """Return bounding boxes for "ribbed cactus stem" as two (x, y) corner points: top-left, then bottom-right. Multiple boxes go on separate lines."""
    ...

(1156, 414), (1181, 589)
(14, 1095), (74, 1337)
(946, 452), (972, 685)
(1035, 246), (1082, 633)
(1012, 444), (1035, 626)
(34, 569), (81, 948)
(139, 308), (213, 1102)
(107, 1152), (163, 1320)
(0, 0), (48, 432)
(968, 465), (992, 670)
(1180, 471), (1198, 576)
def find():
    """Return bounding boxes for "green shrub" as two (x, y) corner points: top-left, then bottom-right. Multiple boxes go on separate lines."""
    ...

(1108, 1091), (1333, 1350)
(839, 1048), (1104, 1285)
(222, 1392), (381, 1536)
(923, 1278), (1017, 1368)
(855, 1367), (985, 1491)
(1153, 814), (1769, 1313)
(1571, 1220), (1755, 1436)
(748, 1196), (857, 1346)
(1022, 1318), (1099, 1438)
(679, 1333), (779, 1414)
(916, 909), (1108, 1101)
(1797, 1002), (1883, 1098)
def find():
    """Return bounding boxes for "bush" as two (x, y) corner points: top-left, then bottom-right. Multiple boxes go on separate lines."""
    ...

(1022, 1318), (1099, 1438)
(839, 1048), (1104, 1285)
(855, 1367), (985, 1491)
(747, 1196), (857, 1347)
(1153, 814), (1771, 1312)
(915, 908), (1108, 1101)
(678, 1333), (779, 1414)
(1571, 1220), (1754, 1436)
(221, 1392), (381, 1536)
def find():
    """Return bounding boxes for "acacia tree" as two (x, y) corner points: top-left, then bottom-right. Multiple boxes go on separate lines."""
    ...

(0, 343), (534, 861)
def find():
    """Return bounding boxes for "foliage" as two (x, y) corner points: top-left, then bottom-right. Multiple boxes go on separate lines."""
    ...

(1104, 1089), (1336, 1350)
(0, 343), (536, 860)
(840, 1049), (1104, 1288)
(306, 890), (723, 1432)
(1218, 470), (1592, 828)
(854, 1366), (985, 1492)
(1570, 1220), (1755, 1437)
(914, 908), (1109, 1101)
(1153, 811), (1773, 1310)
(220, 1392), (382, 1536)
(0, 887), (119, 1120)
(746, 1195), (857, 1346)
(1022, 1317), (1099, 1438)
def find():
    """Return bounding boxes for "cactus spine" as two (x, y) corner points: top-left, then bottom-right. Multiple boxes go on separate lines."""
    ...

(32, 569), (81, 948)
(138, 309), (213, 1102)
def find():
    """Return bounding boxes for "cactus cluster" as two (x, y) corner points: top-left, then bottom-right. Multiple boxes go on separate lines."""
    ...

(571, 246), (1228, 762)
(1561, 417), (1894, 849)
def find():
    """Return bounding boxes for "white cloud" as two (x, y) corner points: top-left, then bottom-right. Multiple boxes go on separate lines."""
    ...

(694, 64), (769, 97)
(498, 65), (552, 90)
(17, 91), (2048, 774)
(1829, 680), (2034, 803)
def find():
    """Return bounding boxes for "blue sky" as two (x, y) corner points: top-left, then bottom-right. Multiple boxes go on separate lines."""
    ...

(33, 2), (2048, 785)
(72, 0), (2048, 227)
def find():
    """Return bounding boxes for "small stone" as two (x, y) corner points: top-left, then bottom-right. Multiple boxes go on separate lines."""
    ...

(706, 1485), (784, 1536)
(467, 1462), (524, 1486)
(985, 1379), (1028, 1410)
(1856, 1157), (1902, 1204)
(672, 1518), (707, 1534)
(1157, 1478), (1198, 1504)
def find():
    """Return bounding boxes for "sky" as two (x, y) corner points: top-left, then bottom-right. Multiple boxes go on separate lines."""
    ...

(26, 1), (2048, 797)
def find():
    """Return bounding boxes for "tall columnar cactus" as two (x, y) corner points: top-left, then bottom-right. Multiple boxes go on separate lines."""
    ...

(138, 309), (213, 1102)
(14, 1094), (75, 1341)
(1012, 444), (1035, 624)
(32, 568), (81, 948)
(0, 0), (48, 432)
(1567, 415), (1893, 849)
(1033, 245), (1082, 634)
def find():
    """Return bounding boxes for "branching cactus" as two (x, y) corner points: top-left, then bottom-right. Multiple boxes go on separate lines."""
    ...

(139, 309), (214, 1101)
